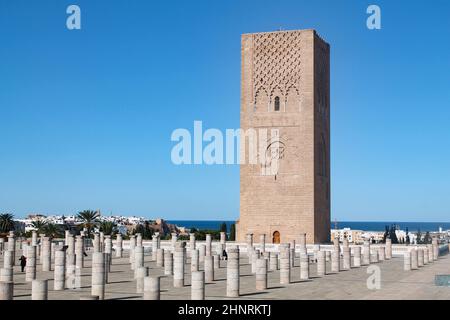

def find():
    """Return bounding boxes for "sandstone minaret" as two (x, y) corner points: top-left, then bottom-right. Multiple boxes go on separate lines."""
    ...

(237, 29), (330, 244)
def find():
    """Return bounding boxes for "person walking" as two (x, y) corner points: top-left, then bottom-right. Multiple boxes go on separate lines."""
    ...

(19, 255), (27, 272)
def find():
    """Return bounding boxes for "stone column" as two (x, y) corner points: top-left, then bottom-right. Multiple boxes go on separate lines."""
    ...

(104, 235), (112, 255)
(171, 233), (178, 250)
(136, 266), (149, 293)
(191, 271), (205, 300)
(259, 234), (266, 253)
(269, 252), (278, 271)
(0, 268), (13, 282)
(205, 234), (212, 257)
(104, 253), (111, 283)
(251, 249), (260, 274)
(67, 235), (75, 256)
(99, 232), (105, 252)
(313, 244), (320, 262)
(427, 244), (434, 263)
(378, 247), (386, 261)
(342, 246), (351, 270)
(279, 244), (291, 284)
(204, 255), (214, 283)
(370, 250), (379, 263)
(75, 235), (84, 269)
(325, 250), (331, 262)
(386, 238), (392, 259)
(129, 235), (136, 269)
(189, 233), (196, 252)
(299, 233), (307, 255)
(26, 245), (37, 282)
(290, 246), (295, 268)
(0, 238), (4, 254)
(246, 233), (253, 259)
(41, 237), (51, 272)
(432, 238), (438, 261)
(164, 251), (173, 275)
(362, 240), (370, 266)
(213, 254), (220, 269)
(156, 248), (164, 267)
(93, 233), (101, 253)
(64, 230), (70, 245)
(226, 246), (240, 298)
(115, 234), (123, 258)
(143, 276), (160, 300)
(151, 234), (158, 261)
(424, 247), (429, 264)
(417, 248), (424, 267)
(404, 251), (411, 271)
(31, 279), (48, 300)
(300, 253), (309, 280)
(191, 249), (199, 272)
(353, 246), (362, 268)
(54, 249), (66, 291)
(256, 258), (268, 290)
(173, 242), (186, 288)
(220, 232), (226, 245)
(7, 234), (16, 265)
(331, 247), (340, 272)
(317, 250), (326, 277)
(0, 281), (13, 300)
(411, 248), (418, 270)
(134, 245), (144, 277)
(199, 244), (206, 265)
(31, 230), (38, 246)
(3, 250), (13, 269)
(92, 252), (105, 300)
(136, 233), (143, 247)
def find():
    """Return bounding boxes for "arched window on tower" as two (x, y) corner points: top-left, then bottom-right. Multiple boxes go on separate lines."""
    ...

(274, 96), (280, 111)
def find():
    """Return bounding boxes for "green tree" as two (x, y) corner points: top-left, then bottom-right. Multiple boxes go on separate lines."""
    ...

(0, 213), (15, 234)
(44, 223), (63, 238)
(229, 223), (236, 241)
(220, 222), (227, 234)
(98, 221), (117, 236)
(416, 228), (422, 244)
(77, 210), (99, 238)
(31, 219), (48, 234)
(133, 221), (154, 239)
(423, 231), (431, 244)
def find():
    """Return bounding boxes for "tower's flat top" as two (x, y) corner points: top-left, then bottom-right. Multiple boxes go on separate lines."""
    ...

(242, 29), (329, 46)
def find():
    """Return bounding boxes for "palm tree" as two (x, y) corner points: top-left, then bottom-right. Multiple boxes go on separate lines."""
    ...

(31, 219), (48, 234)
(44, 223), (63, 238)
(77, 210), (99, 238)
(98, 221), (117, 236)
(0, 213), (15, 234)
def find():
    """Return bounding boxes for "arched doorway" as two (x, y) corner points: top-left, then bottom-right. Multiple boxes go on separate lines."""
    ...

(272, 231), (280, 244)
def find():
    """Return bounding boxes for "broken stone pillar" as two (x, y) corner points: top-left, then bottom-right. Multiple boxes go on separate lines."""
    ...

(259, 234), (266, 253)
(256, 258), (268, 290)
(353, 246), (361, 268)
(104, 235), (112, 255)
(171, 233), (178, 251)
(191, 249), (199, 272)
(136, 233), (143, 247)
(199, 244), (206, 265)
(0, 238), (4, 254)
(427, 244), (434, 263)
(290, 245), (295, 267)
(378, 247), (386, 261)
(104, 253), (111, 283)
(0, 281), (13, 300)
(64, 230), (70, 245)
(3, 251), (13, 270)
(99, 232), (105, 252)
(213, 254), (220, 269)
(26, 245), (37, 282)
(31, 279), (48, 300)
(370, 250), (379, 263)
(191, 271), (205, 300)
(300, 253), (309, 280)
(91, 252), (105, 300)
(246, 233), (253, 258)
(386, 238), (392, 259)
(189, 233), (196, 253)
(0, 268), (13, 282)
(404, 251), (411, 271)
(93, 233), (101, 253)
(173, 242), (186, 288)
(7, 234), (16, 265)
(156, 248), (164, 267)
(432, 238), (438, 261)
(115, 234), (123, 258)
(299, 233), (307, 255)
(136, 266), (149, 293)
(279, 244), (291, 284)
(417, 248), (424, 267)
(424, 247), (429, 264)
(164, 251), (173, 275)
(342, 246), (351, 270)
(269, 252), (278, 271)
(54, 249), (66, 291)
(129, 235), (136, 269)
(331, 247), (340, 272)
(317, 250), (326, 277)
(362, 240), (370, 266)
(226, 246), (240, 298)
(411, 248), (418, 270)
(143, 276), (160, 300)
(204, 255), (214, 283)
(134, 246), (144, 278)
(325, 250), (331, 262)
(205, 234), (212, 257)
(75, 235), (84, 269)
(151, 234), (158, 261)
(220, 232), (226, 245)
(251, 249), (260, 274)
(41, 237), (51, 272)
(313, 244), (320, 262)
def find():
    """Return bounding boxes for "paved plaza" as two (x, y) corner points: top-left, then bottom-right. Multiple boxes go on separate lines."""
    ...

(2, 247), (449, 300)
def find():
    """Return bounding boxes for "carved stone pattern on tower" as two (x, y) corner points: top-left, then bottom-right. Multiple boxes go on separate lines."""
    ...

(252, 32), (302, 105)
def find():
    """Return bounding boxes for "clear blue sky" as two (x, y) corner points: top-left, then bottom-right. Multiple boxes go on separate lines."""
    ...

(1, 0), (449, 221)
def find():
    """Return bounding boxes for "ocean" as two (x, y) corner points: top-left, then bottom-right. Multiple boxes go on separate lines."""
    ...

(167, 220), (450, 232)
